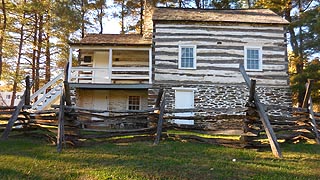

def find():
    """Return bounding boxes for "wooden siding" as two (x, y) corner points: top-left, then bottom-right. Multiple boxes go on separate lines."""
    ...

(112, 50), (149, 67)
(153, 23), (288, 86)
(77, 89), (148, 111)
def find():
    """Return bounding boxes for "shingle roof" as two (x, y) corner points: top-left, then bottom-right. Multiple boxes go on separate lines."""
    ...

(70, 34), (151, 46)
(153, 8), (289, 25)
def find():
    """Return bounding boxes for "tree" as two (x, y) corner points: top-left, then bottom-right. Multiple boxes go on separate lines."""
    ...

(0, 0), (82, 101)
(88, 0), (107, 34)
(299, 6), (320, 56)
(290, 57), (320, 111)
(255, 0), (319, 106)
(11, 0), (27, 106)
(0, 0), (7, 79)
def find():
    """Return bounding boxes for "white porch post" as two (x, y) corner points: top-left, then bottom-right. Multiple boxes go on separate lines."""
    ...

(109, 48), (113, 83)
(149, 48), (152, 84)
(68, 47), (73, 82)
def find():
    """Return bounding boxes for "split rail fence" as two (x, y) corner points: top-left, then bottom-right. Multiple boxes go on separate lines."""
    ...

(0, 67), (319, 158)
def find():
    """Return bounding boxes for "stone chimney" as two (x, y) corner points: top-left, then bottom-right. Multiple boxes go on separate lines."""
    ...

(143, 0), (154, 39)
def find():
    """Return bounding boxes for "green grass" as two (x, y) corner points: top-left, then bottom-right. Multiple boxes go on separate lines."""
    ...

(167, 129), (241, 140)
(0, 137), (319, 180)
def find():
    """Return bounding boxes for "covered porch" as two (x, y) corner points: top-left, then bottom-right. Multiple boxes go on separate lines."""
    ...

(68, 47), (152, 85)
(67, 34), (152, 86)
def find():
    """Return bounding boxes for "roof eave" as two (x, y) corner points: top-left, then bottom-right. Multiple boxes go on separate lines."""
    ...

(69, 42), (152, 47)
(152, 19), (289, 26)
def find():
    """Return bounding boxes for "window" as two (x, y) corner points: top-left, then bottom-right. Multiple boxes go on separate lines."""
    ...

(83, 56), (92, 63)
(6, 95), (10, 99)
(244, 47), (262, 71)
(179, 45), (196, 69)
(128, 96), (140, 110)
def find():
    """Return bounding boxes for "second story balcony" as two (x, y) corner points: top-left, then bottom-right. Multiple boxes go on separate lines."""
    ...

(67, 34), (152, 89)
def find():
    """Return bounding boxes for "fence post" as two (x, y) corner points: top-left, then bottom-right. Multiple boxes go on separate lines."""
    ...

(302, 79), (314, 108)
(239, 64), (282, 158)
(64, 62), (72, 106)
(1, 75), (31, 139)
(155, 89), (164, 109)
(154, 91), (165, 145)
(25, 76), (31, 106)
(248, 80), (256, 103)
(57, 92), (66, 153)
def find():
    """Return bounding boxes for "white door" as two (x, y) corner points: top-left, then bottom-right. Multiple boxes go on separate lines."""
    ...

(174, 89), (194, 125)
(93, 51), (109, 83)
(92, 90), (109, 120)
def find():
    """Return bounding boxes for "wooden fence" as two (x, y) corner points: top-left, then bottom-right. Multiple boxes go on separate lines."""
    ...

(0, 71), (319, 157)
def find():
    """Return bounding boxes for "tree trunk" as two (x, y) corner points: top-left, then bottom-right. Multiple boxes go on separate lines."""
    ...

(0, 0), (7, 79)
(31, 14), (38, 94)
(99, 5), (103, 34)
(45, 34), (51, 84)
(35, 14), (44, 92)
(81, 0), (85, 38)
(45, 9), (51, 84)
(121, 0), (125, 34)
(195, 0), (201, 8)
(140, 0), (143, 35)
(11, 7), (26, 106)
(284, 5), (305, 106)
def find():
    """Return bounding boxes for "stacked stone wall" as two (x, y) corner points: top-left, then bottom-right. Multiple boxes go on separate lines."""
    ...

(148, 84), (292, 116)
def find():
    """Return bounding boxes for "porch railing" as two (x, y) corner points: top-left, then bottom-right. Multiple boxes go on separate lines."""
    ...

(69, 67), (110, 83)
(69, 66), (150, 84)
(111, 67), (149, 80)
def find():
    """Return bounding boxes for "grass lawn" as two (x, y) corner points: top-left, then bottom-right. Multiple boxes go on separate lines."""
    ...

(0, 137), (319, 180)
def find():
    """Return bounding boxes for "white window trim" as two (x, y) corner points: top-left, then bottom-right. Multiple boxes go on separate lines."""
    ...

(172, 87), (197, 91)
(174, 88), (195, 108)
(127, 95), (141, 111)
(178, 45), (197, 69)
(244, 46), (263, 71)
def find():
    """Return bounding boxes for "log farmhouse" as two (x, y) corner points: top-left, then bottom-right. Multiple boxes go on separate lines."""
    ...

(67, 3), (291, 122)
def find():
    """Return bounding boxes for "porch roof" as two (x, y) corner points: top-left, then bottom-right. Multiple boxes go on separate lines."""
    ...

(153, 8), (289, 25)
(69, 34), (152, 46)
(69, 83), (152, 89)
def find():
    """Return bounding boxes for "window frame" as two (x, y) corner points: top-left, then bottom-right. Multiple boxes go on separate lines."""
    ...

(127, 95), (141, 111)
(244, 46), (263, 71)
(178, 45), (197, 69)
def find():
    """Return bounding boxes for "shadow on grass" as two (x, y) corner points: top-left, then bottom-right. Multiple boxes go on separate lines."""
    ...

(0, 137), (319, 179)
(0, 168), (42, 179)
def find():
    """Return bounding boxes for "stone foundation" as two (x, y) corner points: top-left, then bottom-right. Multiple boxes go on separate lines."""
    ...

(148, 84), (292, 116)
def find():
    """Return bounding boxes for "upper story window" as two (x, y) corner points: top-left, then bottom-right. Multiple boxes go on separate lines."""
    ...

(244, 46), (262, 71)
(128, 96), (140, 110)
(179, 45), (196, 69)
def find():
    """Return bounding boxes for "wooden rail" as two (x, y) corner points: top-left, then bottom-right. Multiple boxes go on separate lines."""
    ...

(1, 76), (31, 140)
(239, 64), (282, 158)
(1, 92), (26, 140)
(154, 90), (165, 145)
(302, 80), (320, 144)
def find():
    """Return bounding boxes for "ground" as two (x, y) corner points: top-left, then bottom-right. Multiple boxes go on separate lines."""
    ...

(0, 137), (319, 180)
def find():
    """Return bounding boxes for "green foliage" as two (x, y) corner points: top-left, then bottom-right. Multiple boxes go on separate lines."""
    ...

(0, 137), (319, 179)
(300, 6), (320, 55)
(290, 58), (320, 108)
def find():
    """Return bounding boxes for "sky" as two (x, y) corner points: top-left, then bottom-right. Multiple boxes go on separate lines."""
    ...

(102, 18), (121, 34)
(102, 0), (121, 34)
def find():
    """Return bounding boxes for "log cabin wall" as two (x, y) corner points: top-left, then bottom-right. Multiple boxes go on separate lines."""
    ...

(151, 22), (292, 116)
(77, 89), (148, 112)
